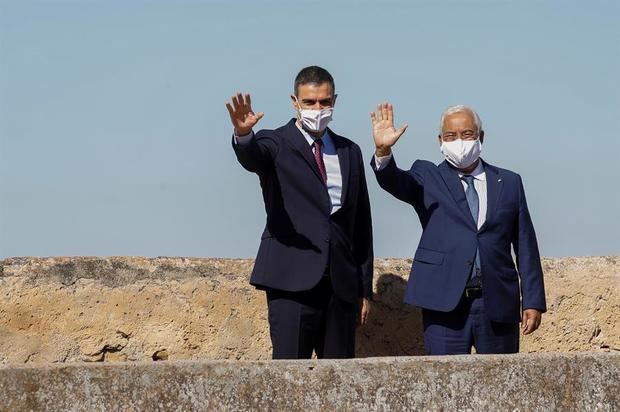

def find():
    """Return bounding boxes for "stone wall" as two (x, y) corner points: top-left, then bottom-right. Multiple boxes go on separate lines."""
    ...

(0, 353), (618, 411)
(0, 256), (618, 363)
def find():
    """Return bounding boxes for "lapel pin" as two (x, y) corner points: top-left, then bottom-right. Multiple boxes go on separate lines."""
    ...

(498, 178), (502, 182)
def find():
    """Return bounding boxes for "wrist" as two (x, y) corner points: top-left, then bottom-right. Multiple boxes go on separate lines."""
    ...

(375, 147), (392, 157)
(235, 127), (253, 136)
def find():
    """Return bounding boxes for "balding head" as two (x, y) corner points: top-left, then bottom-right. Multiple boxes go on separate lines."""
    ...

(439, 105), (482, 135)
(438, 105), (484, 145)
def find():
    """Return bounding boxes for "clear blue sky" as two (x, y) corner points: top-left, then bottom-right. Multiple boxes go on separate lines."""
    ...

(1, 0), (618, 259)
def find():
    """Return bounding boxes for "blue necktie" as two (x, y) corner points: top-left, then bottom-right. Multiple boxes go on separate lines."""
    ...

(462, 175), (481, 280)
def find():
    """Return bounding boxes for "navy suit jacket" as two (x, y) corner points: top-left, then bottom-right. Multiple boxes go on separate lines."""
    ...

(372, 155), (546, 323)
(233, 119), (373, 303)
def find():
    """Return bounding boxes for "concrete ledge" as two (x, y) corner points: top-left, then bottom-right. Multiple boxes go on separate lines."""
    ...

(1, 353), (618, 411)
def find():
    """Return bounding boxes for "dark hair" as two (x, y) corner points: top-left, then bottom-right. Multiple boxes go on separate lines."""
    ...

(294, 66), (335, 96)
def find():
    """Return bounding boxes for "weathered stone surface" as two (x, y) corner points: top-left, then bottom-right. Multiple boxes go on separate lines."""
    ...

(0, 353), (618, 411)
(0, 256), (618, 363)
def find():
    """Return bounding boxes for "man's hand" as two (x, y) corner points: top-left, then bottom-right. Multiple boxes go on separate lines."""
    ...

(371, 102), (408, 157)
(358, 298), (371, 326)
(225, 92), (264, 136)
(521, 308), (542, 335)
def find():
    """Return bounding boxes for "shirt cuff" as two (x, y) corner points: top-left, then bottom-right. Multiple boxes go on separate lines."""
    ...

(233, 131), (254, 145)
(374, 153), (393, 170)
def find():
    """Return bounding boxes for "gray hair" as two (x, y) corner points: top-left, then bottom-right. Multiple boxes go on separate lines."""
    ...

(439, 105), (482, 134)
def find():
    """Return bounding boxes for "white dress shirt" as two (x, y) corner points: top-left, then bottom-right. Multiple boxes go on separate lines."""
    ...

(375, 153), (487, 228)
(235, 124), (343, 214)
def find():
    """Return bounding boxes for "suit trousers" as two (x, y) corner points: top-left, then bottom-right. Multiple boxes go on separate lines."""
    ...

(266, 276), (358, 359)
(422, 292), (519, 355)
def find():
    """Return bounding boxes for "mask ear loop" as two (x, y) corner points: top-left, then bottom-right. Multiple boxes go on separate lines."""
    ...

(293, 96), (303, 123)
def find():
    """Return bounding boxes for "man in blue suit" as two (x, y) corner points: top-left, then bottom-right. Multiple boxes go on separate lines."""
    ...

(226, 66), (373, 359)
(370, 103), (546, 355)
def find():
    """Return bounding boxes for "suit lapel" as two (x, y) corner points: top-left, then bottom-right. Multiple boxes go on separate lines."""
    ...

(438, 161), (477, 230)
(480, 160), (503, 232)
(284, 119), (325, 184)
(330, 131), (350, 205)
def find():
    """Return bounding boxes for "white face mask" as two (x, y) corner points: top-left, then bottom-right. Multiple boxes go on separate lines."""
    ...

(440, 138), (482, 169)
(295, 100), (333, 133)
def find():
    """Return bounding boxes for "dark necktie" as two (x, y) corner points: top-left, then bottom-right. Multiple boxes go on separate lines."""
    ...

(462, 175), (481, 281)
(313, 139), (327, 185)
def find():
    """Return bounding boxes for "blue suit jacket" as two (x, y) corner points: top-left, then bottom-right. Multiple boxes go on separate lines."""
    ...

(233, 119), (374, 303)
(372, 156), (546, 323)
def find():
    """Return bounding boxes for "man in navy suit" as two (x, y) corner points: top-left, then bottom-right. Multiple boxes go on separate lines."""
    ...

(370, 103), (546, 355)
(226, 66), (373, 359)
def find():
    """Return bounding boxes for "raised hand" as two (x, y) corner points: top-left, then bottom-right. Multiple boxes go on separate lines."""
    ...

(371, 102), (408, 156)
(225, 92), (264, 136)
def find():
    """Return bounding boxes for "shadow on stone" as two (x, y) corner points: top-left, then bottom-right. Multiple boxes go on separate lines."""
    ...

(356, 272), (425, 357)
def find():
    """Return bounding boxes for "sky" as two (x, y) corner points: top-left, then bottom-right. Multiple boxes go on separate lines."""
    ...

(1, 0), (619, 259)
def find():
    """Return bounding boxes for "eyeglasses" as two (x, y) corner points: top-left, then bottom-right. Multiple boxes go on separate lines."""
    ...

(441, 130), (479, 142)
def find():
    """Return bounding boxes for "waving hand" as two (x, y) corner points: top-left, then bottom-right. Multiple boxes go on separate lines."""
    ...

(371, 102), (408, 156)
(225, 92), (264, 136)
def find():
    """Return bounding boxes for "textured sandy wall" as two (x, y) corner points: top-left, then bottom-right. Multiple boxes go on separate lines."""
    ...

(0, 256), (617, 363)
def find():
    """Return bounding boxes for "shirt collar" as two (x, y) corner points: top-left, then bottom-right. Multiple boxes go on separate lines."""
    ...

(457, 160), (486, 181)
(295, 121), (331, 146)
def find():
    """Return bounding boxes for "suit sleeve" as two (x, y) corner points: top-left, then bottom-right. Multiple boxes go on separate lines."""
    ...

(512, 175), (547, 312)
(370, 154), (425, 206)
(354, 147), (374, 299)
(231, 130), (279, 174)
